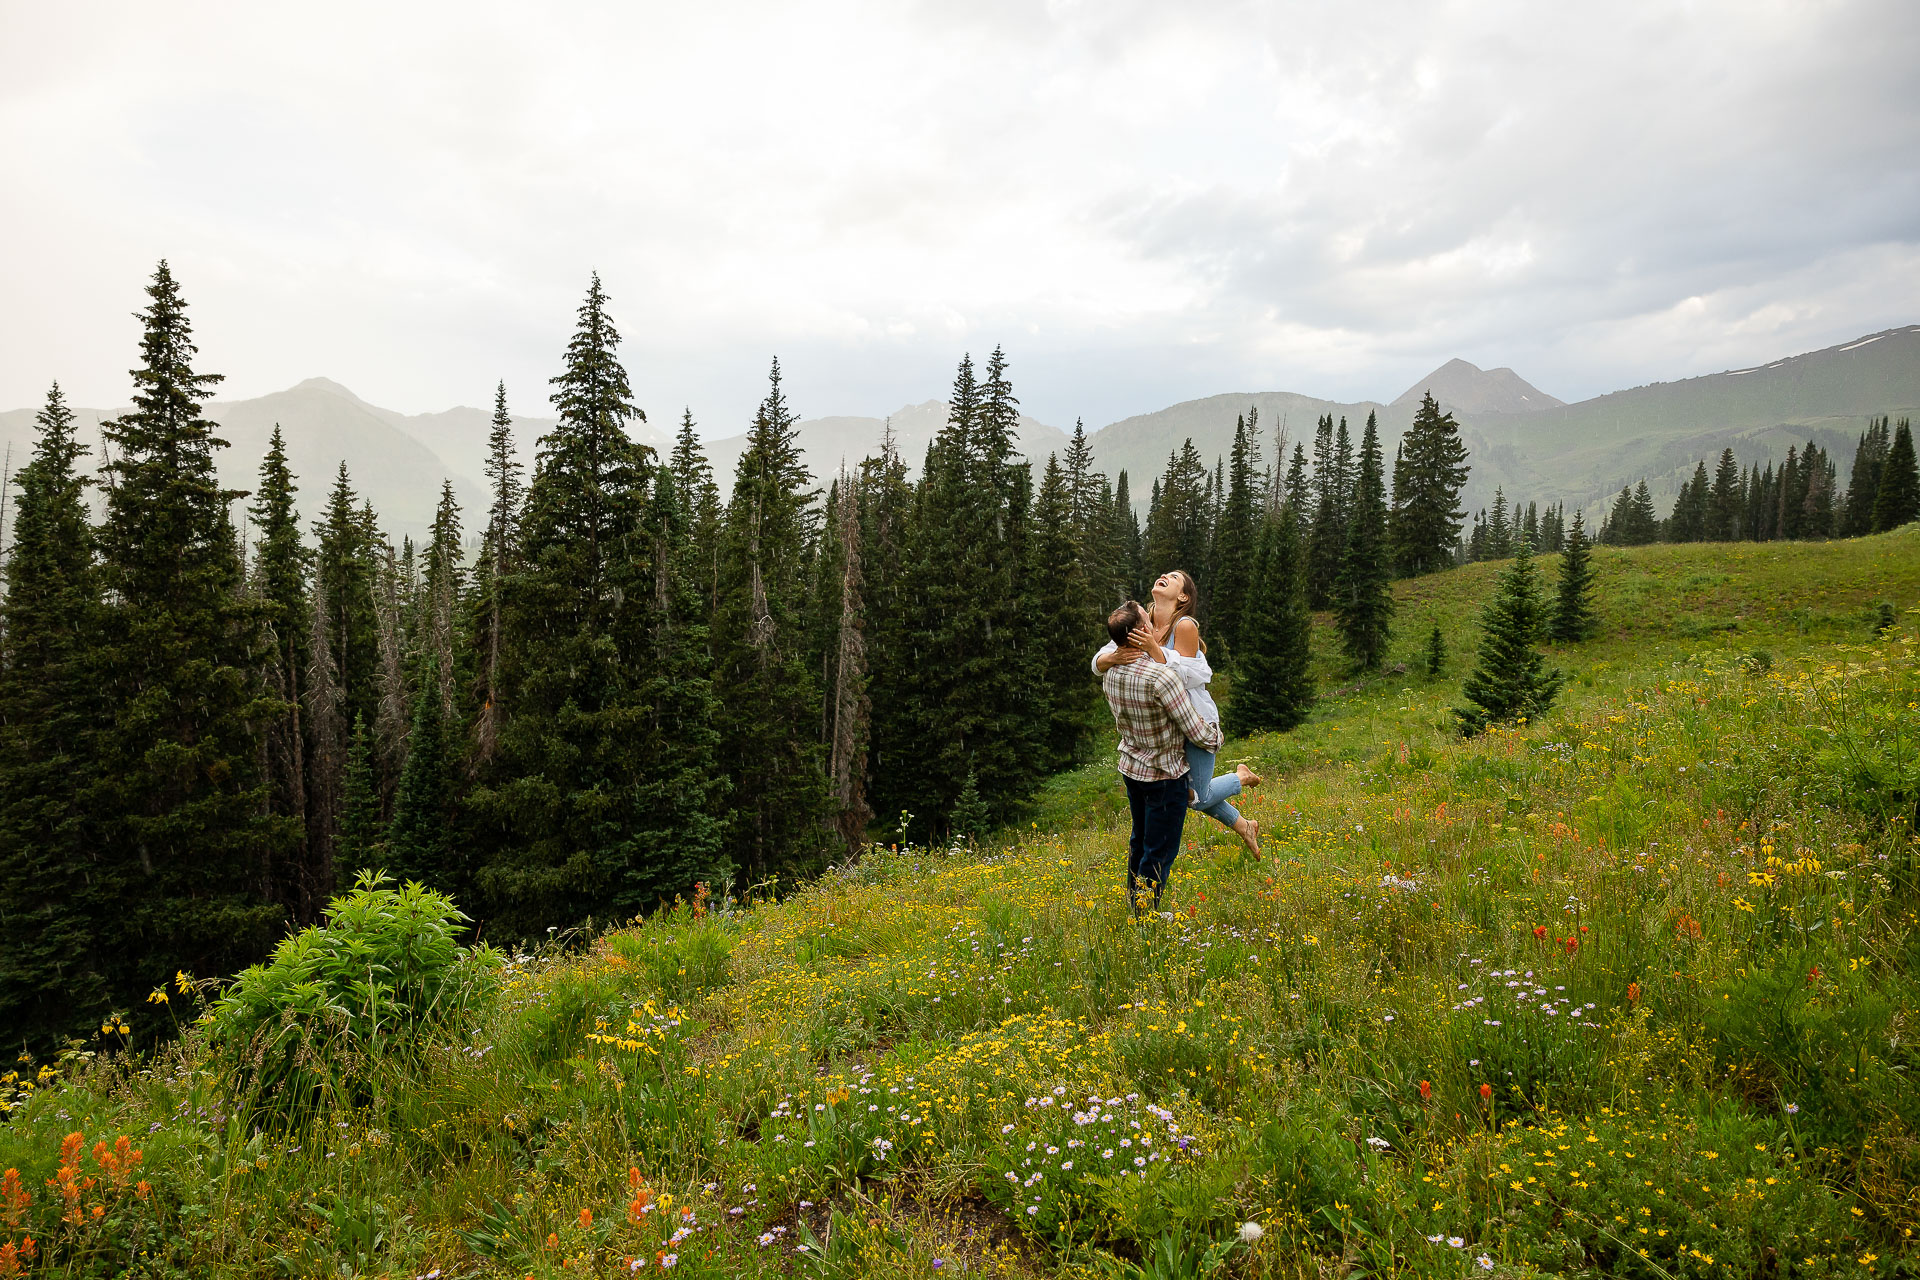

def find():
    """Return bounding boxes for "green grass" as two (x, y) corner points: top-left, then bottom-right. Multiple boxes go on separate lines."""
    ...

(4, 527), (1919, 1279)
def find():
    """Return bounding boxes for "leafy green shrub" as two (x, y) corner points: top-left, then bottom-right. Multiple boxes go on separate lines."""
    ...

(206, 872), (500, 1126)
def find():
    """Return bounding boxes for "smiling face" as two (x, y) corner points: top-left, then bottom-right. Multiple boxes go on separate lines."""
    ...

(1150, 572), (1191, 611)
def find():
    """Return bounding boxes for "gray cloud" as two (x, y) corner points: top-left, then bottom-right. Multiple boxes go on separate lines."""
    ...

(1, 0), (1914, 436)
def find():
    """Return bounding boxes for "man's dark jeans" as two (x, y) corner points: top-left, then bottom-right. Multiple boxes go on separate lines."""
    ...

(1123, 773), (1189, 915)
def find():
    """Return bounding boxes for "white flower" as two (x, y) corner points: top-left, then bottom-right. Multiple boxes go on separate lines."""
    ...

(1449, 1237), (1464, 1247)
(1477, 1254), (1494, 1270)
(1239, 1222), (1264, 1243)
(1366, 1136), (1390, 1149)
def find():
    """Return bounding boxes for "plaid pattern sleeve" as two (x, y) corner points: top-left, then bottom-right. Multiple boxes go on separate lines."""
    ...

(1102, 659), (1222, 781)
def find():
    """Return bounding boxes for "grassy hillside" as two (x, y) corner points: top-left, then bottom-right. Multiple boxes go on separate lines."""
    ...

(4, 530), (1918, 1279)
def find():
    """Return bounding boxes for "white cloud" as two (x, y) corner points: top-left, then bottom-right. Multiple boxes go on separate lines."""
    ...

(1, 0), (1913, 431)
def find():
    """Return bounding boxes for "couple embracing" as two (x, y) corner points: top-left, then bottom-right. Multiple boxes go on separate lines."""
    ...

(1096, 570), (1263, 917)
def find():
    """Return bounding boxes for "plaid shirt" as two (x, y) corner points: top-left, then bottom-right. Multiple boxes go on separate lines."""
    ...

(1103, 656), (1222, 782)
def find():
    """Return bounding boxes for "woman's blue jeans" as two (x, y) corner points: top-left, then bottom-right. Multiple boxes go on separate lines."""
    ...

(1185, 738), (1242, 829)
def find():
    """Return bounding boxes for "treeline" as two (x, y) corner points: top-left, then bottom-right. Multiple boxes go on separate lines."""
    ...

(0, 265), (1480, 1050)
(1597, 422), (1918, 546)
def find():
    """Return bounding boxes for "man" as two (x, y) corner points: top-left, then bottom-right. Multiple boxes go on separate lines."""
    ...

(1100, 600), (1222, 915)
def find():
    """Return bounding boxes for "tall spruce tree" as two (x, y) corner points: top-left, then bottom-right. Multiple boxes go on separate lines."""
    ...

(1389, 392), (1471, 576)
(1708, 448), (1744, 541)
(820, 472), (871, 852)
(856, 428), (917, 830)
(1840, 418), (1888, 538)
(0, 383), (110, 1049)
(1210, 413), (1261, 659)
(1486, 488), (1513, 559)
(1550, 510), (1597, 642)
(1456, 539), (1566, 734)
(247, 426), (316, 921)
(1143, 439), (1212, 586)
(1225, 506), (1314, 735)
(1031, 453), (1099, 772)
(91, 261), (291, 1006)
(712, 358), (829, 879)
(1872, 418), (1918, 532)
(470, 382), (522, 763)
(471, 274), (709, 932)
(384, 655), (455, 890)
(1306, 415), (1347, 606)
(1333, 410), (1393, 670)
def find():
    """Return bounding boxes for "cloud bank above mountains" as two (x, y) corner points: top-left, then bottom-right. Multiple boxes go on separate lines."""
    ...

(2, 0), (1915, 434)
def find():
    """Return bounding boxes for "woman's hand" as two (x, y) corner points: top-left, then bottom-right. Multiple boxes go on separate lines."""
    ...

(1128, 625), (1166, 661)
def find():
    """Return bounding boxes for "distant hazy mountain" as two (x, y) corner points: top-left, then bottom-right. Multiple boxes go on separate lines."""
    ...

(5, 326), (1913, 546)
(707, 399), (1070, 496)
(1453, 324), (1920, 515)
(1391, 359), (1564, 414)
(1085, 327), (1919, 519)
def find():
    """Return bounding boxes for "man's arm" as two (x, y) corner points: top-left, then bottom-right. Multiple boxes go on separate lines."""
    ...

(1154, 669), (1222, 751)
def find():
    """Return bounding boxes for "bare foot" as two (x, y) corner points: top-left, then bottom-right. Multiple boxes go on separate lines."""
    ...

(1234, 816), (1261, 856)
(1237, 763), (1264, 788)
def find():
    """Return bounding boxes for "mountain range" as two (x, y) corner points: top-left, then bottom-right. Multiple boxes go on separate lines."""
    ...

(3, 326), (1915, 543)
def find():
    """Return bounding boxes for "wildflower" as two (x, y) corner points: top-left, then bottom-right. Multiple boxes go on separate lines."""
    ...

(1366, 1137), (1390, 1149)
(1784, 1103), (1800, 1115)
(579, 1208), (593, 1229)
(1477, 1255), (1494, 1270)
(1419, 1080), (1432, 1101)
(1239, 1222), (1263, 1243)
(1532, 926), (1548, 940)
(1627, 982), (1641, 1003)
(1479, 1084), (1492, 1100)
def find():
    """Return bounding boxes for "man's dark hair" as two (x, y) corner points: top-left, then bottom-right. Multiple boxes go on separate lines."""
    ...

(1108, 600), (1147, 647)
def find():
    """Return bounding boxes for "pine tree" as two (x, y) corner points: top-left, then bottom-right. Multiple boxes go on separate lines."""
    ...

(1031, 454), (1098, 772)
(1840, 419), (1887, 537)
(1550, 510), (1597, 642)
(1225, 506), (1314, 735)
(857, 428), (918, 831)
(1707, 448), (1743, 541)
(1389, 392), (1471, 577)
(384, 656), (455, 890)
(313, 464), (380, 762)
(471, 274), (710, 933)
(1334, 410), (1393, 670)
(248, 426), (316, 921)
(470, 382), (522, 762)
(338, 714), (382, 872)
(668, 407), (722, 620)
(1870, 417), (1918, 531)
(712, 357), (830, 880)
(1143, 439), (1211, 585)
(0, 382), (110, 1049)
(821, 472), (871, 852)
(1482, 490), (1508, 559)
(1669, 461), (1710, 542)
(91, 261), (291, 1005)
(1111, 470), (1143, 599)
(304, 566), (343, 891)
(1306, 415), (1347, 606)
(1422, 620), (1446, 678)
(1210, 413), (1261, 659)
(1456, 539), (1566, 735)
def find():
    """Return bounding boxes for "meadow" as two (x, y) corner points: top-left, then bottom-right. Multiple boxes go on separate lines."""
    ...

(3, 527), (1917, 1279)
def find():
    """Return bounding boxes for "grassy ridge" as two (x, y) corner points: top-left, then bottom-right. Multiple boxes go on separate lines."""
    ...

(3, 528), (1917, 1279)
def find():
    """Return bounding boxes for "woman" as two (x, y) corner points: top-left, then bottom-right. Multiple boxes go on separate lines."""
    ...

(1094, 570), (1261, 855)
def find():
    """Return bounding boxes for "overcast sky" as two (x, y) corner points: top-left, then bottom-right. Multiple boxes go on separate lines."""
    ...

(2, 0), (1916, 433)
